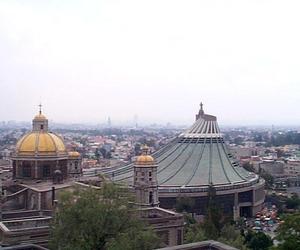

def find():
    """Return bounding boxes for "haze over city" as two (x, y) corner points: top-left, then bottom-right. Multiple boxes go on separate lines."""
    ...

(1, 0), (299, 125)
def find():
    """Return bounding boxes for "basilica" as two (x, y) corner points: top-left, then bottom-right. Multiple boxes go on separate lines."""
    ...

(11, 106), (82, 181)
(105, 104), (266, 218)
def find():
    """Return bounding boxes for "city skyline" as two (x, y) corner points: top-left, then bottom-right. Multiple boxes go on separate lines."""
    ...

(1, 0), (300, 125)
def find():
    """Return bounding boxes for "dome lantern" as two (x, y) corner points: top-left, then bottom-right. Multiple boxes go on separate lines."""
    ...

(32, 103), (48, 132)
(136, 145), (154, 165)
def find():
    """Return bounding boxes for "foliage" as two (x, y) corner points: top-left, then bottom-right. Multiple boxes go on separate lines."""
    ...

(184, 223), (207, 243)
(183, 213), (197, 227)
(285, 194), (300, 210)
(175, 196), (195, 213)
(218, 224), (248, 250)
(50, 183), (159, 250)
(233, 136), (244, 145)
(205, 185), (229, 236)
(259, 170), (274, 189)
(183, 187), (248, 248)
(269, 131), (300, 146)
(274, 213), (300, 250)
(99, 147), (112, 159)
(244, 231), (273, 250)
(185, 222), (249, 249)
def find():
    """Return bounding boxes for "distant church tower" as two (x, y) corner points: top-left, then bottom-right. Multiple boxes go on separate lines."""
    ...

(134, 146), (159, 207)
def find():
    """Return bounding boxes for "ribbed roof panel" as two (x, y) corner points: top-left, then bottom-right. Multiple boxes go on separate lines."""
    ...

(106, 106), (259, 189)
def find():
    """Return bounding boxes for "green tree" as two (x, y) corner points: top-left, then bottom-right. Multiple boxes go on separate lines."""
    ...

(218, 224), (248, 250)
(286, 194), (300, 210)
(50, 183), (159, 250)
(184, 223), (207, 243)
(245, 231), (273, 250)
(260, 170), (274, 189)
(175, 196), (195, 213)
(275, 213), (300, 250)
(204, 185), (228, 237)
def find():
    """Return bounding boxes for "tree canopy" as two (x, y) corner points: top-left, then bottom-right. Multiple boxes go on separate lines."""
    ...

(275, 213), (300, 250)
(50, 183), (159, 250)
(244, 231), (273, 250)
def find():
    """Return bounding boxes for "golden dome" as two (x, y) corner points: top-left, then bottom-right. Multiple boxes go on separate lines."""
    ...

(34, 114), (47, 120)
(68, 151), (81, 158)
(136, 145), (155, 165)
(136, 155), (155, 165)
(16, 132), (67, 157)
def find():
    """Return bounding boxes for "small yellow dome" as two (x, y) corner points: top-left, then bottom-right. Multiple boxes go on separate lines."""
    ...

(136, 155), (154, 164)
(68, 151), (81, 158)
(34, 114), (47, 120)
(16, 132), (66, 157)
(136, 145), (155, 165)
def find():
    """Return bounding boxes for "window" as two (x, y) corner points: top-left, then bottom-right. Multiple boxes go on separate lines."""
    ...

(22, 166), (31, 177)
(149, 172), (152, 177)
(149, 191), (153, 204)
(177, 230), (182, 245)
(43, 166), (51, 178)
(40, 124), (44, 130)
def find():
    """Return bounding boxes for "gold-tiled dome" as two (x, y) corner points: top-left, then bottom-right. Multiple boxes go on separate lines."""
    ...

(68, 151), (81, 158)
(33, 114), (47, 120)
(136, 145), (155, 165)
(16, 132), (67, 157)
(136, 155), (154, 164)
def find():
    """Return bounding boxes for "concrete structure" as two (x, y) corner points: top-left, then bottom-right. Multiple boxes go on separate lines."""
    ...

(134, 146), (184, 247)
(230, 146), (265, 160)
(156, 240), (238, 250)
(0, 211), (52, 247)
(105, 104), (266, 218)
(259, 160), (285, 176)
(134, 145), (159, 207)
(285, 159), (300, 176)
(140, 207), (184, 247)
(0, 107), (82, 247)
(2, 244), (48, 250)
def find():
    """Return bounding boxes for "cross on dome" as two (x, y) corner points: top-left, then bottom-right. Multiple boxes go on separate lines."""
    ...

(38, 103), (42, 115)
(200, 102), (203, 111)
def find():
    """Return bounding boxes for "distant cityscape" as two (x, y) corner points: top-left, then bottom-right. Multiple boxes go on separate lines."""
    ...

(0, 105), (299, 250)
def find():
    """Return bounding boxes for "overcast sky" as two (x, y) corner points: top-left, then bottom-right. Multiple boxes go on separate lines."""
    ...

(0, 0), (299, 126)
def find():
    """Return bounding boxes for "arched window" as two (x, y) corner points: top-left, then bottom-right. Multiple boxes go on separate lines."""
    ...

(149, 191), (153, 204)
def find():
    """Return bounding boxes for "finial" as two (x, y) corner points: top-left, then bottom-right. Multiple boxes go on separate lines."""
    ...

(196, 102), (205, 121)
(141, 145), (149, 155)
(38, 103), (42, 115)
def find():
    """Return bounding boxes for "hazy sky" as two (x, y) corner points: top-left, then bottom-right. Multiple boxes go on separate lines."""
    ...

(0, 0), (299, 126)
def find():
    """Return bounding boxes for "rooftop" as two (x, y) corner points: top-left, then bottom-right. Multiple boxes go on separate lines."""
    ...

(105, 104), (259, 189)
